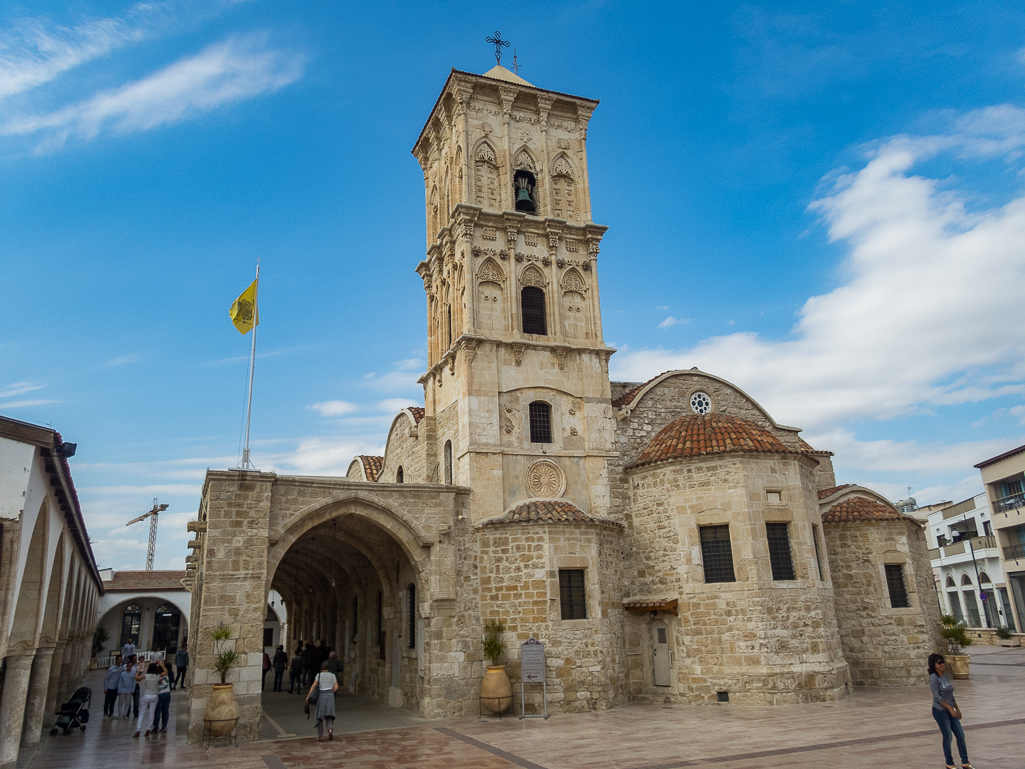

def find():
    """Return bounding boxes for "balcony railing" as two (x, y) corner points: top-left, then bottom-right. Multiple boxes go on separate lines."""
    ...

(1004, 543), (1025, 560)
(996, 493), (1025, 512)
(930, 535), (997, 560)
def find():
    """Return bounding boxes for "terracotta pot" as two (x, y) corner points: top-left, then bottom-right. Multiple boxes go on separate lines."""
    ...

(203, 683), (239, 737)
(480, 665), (512, 713)
(949, 654), (970, 680)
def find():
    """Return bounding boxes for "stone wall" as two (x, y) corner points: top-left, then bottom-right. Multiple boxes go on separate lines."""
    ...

(624, 453), (850, 704)
(824, 518), (944, 686)
(475, 520), (625, 713)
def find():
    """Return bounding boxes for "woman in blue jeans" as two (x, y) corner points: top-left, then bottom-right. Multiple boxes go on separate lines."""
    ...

(928, 653), (973, 769)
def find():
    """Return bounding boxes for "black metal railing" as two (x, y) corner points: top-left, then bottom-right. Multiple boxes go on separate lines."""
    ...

(996, 493), (1025, 512)
(1003, 542), (1025, 560)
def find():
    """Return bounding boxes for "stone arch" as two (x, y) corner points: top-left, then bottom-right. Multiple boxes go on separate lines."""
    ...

(549, 153), (577, 220)
(477, 259), (506, 334)
(268, 493), (431, 595)
(9, 499), (49, 650)
(38, 534), (65, 645)
(513, 145), (538, 173)
(473, 139), (500, 209)
(561, 268), (589, 340)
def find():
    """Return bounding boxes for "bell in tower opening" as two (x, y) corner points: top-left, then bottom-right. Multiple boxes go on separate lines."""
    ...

(514, 170), (537, 213)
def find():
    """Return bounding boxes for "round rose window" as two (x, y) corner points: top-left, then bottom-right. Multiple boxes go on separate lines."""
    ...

(690, 392), (712, 414)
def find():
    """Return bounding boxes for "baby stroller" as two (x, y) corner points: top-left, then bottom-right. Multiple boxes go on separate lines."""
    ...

(50, 686), (90, 735)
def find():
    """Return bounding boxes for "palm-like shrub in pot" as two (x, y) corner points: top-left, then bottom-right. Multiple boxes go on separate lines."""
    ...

(480, 619), (512, 714)
(204, 626), (242, 737)
(940, 615), (972, 679)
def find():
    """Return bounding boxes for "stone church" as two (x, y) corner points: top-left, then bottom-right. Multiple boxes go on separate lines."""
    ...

(185, 63), (943, 742)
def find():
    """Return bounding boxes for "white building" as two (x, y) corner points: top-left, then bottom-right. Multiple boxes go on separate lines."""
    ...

(927, 493), (1014, 630)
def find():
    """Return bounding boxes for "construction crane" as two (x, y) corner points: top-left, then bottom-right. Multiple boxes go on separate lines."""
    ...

(126, 499), (168, 571)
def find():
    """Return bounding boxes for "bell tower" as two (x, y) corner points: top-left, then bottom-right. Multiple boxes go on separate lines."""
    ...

(412, 63), (615, 523)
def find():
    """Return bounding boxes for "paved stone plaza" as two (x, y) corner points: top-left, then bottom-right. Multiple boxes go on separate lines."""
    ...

(16, 645), (1024, 769)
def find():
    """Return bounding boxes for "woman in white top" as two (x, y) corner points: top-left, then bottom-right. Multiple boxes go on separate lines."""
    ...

(135, 662), (161, 738)
(307, 660), (339, 741)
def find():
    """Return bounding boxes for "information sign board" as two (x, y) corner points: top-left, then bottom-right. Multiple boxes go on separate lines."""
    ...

(520, 637), (546, 683)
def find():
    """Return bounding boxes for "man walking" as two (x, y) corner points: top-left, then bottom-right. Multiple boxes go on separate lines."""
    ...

(272, 645), (287, 692)
(117, 656), (137, 719)
(103, 655), (123, 718)
(173, 643), (188, 691)
(121, 637), (136, 660)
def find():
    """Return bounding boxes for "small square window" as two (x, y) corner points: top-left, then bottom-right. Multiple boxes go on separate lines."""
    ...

(766, 491), (782, 504)
(559, 569), (587, 620)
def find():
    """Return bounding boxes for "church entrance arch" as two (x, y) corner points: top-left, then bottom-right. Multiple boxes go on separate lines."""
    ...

(267, 498), (428, 714)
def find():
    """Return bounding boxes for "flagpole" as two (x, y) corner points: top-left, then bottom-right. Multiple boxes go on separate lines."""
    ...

(239, 262), (259, 470)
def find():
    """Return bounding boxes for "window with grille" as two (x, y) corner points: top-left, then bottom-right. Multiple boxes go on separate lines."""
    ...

(699, 525), (736, 583)
(812, 524), (824, 580)
(120, 604), (141, 647)
(559, 569), (587, 619)
(529, 401), (552, 443)
(407, 584), (416, 649)
(766, 522), (796, 580)
(885, 564), (910, 608)
(521, 286), (547, 335)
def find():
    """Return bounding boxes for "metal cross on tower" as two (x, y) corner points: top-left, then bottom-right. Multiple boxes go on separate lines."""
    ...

(126, 498), (168, 571)
(485, 31), (510, 65)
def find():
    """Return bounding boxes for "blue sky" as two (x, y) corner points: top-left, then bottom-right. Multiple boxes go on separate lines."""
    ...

(2, 1), (1024, 570)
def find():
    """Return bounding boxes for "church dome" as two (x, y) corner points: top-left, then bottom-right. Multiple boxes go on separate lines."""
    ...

(629, 414), (788, 469)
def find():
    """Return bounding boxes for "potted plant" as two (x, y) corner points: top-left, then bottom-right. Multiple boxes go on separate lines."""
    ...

(203, 626), (242, 737)
(90, 625), (109, 670)
(480, 619), (512, 714)
(995, 626), (1021, 647)
(940, 615), (973, 679)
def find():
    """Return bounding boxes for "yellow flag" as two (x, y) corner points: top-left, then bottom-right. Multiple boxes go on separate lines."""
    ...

(229, 279), (259, 335)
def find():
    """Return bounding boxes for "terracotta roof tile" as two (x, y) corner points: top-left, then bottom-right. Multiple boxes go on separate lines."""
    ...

(821, 496), (904, 523)
(483, 499), (622, 528)
(357, 455), (383, 482)
(104, 570), (187, 591)
(817, 484), (853, 499)
(628, 414), (788, 469)
(408, 407), (425, 424)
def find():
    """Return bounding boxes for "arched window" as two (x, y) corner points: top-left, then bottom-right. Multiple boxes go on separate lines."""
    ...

(447, 305), (453, 348)
(961, 574), (973, 586)
(120, 604), (141, 647)
(946, 575), (956, 587)
(521, 286), (547, 335)
(529, 401), (552, 444)
(153, 603), (182, 651)
(444, 440), (453, 484)
(407, 584), (416, 649)
(979, 571), (991, 584)
(513, 169), (537, 213)
(396, 466), (404, 483)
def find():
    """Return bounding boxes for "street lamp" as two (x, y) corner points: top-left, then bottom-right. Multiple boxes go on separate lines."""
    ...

(949, 520), (991, 629)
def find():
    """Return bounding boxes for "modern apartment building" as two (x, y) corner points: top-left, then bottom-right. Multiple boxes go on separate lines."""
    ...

(926, 493), (1012, 630)
(974, 444), (1025, 633)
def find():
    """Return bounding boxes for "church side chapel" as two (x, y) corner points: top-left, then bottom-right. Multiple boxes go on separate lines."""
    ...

(185, 56), (943, 742)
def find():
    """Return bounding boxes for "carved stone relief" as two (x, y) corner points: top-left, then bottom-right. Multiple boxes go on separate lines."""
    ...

(521, 265), (546, 288)
(562, 270), (585, 292)
(525, 459), (566, 498)
(477, 259), (504, 283)
(514, 148), (537, 172)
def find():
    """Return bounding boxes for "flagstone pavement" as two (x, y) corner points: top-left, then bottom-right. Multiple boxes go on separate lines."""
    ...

(16, 645), (1025, 769)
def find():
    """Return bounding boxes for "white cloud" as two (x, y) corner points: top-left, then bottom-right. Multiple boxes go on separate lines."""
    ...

(2, 33), (304, 152)
(0, 399), (58, 409)
(657, 316), (689, 329)
(265, 436), (384, 477)
(612, 107), (1025, 432)
(308, 400), (359, 417)
(0, 1), (251, 102)
(0, 381), (43, 398)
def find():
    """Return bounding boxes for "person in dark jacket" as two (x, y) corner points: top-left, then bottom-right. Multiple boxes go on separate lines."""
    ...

(288, 648), (303, 694)
(301, 643), (317, 686)
(272, 645), (288, 691)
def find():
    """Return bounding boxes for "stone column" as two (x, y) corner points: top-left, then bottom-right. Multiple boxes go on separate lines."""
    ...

(21, 644), (56, 746)
(43, 641), (66, 720)
(0, 652), (36, 768)
(56, 642), (74, 705)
